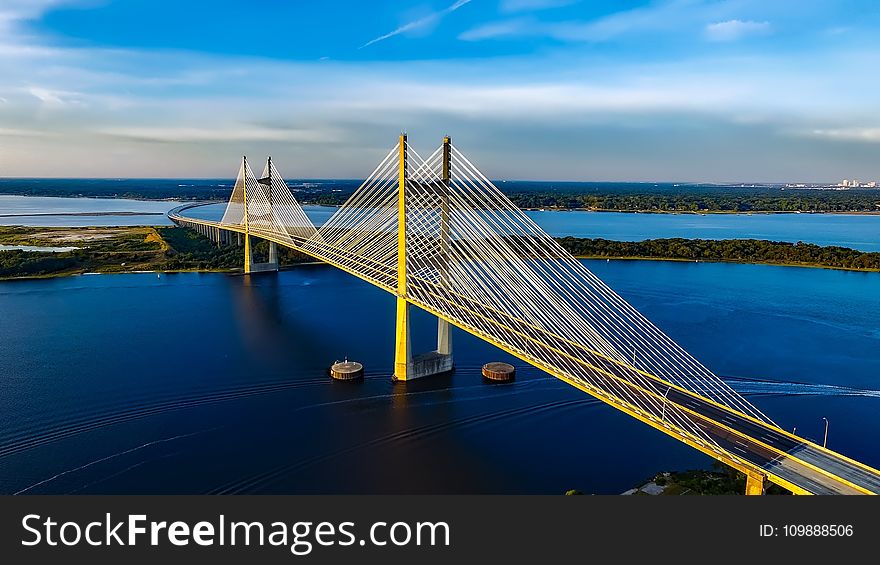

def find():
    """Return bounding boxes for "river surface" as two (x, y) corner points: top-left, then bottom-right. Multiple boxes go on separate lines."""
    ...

(2, 195), (879, 250)
(0, 195), (179, 227)
(1, 260), (878, 494)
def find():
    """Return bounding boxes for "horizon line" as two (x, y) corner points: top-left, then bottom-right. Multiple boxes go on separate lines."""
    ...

(0, 176), (865, 186)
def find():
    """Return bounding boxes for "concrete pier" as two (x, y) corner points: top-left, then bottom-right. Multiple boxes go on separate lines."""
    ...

(243, 236), (279, 274)
(330, 360), (364, 381)
(411, 351), (454, 378)
(482, 362), (515, 382)
(269, 241), (278, 265)
(392, 301), (454, 381)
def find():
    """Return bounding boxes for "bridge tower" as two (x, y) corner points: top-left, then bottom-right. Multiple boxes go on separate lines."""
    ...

(263, 156), (279, 271)
(241, 156), (280, 274)
(242, 156), (253, 274)
(393, 134), (412, 380)
(393, 134), (454, 381)
(437, 136), (452, 358)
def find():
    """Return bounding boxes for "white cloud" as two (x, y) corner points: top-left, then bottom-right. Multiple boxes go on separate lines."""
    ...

(27, 87), (82, 106)
(805, 127), (880, 143)
(0, 127), (51, 137)
(0, 1), (75, 21)
(824, 26), (850, 36)
(500, 0), (577, 13)
(95, 126), (342, 144)
(459, 19), (532, 41)
(461, 0), (706, 42)
(705, 19), (771, 42)
(361, 0), (472, 48)
(0, 0), (879, 180)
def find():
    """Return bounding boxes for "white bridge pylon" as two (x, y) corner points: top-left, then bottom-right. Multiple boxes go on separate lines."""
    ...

(222, 156), (317, 245)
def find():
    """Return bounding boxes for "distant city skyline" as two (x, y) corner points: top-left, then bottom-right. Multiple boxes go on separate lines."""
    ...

(1, 1), (880, 181)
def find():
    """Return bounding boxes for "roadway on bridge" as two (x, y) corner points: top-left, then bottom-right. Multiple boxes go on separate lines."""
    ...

(668, 388), (877, 495)
(505, 328), (880, 495)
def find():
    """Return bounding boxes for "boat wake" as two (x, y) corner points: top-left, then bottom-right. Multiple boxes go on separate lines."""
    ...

(726, 376), (880, 398)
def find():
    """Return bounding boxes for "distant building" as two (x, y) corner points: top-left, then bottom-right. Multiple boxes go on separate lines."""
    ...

(835, 179), (879, 188)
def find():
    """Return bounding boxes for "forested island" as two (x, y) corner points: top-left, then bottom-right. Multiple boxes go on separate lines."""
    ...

(2, 226), (879, 280)
(558, 237), (880, 271)
(508, 187), (880, 213)
(303, 185), (880, 213)
(2, 178), (879, 213)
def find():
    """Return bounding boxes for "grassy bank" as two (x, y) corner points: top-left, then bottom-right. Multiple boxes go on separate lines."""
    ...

(3, 227), (879, 280)
(0, 226), (310, 280)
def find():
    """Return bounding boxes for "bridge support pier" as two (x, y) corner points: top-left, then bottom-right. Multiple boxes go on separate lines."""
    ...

(269, 241), (278, 266)
(244, 233), (253, 274)
(392, 299), (454, 382)
(243, 236), (280, 274)
(438, 318), (451, 356)
(745, 471), (766, 495)
(394, 297), (412, 380)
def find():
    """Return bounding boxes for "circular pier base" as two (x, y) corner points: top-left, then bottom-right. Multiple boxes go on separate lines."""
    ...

(330, 360), (364, 381)
(482, 362), (515, 382)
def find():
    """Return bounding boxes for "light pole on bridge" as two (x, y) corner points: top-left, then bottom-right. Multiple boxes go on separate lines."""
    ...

(661, 386), (671, 423)
(822, 417), (829, 448)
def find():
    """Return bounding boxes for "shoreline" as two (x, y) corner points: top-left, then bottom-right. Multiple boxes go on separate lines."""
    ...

(2, 192), (879, 216)
(0, 261), (326, 282)
(575, 255), (880, 273)
(2, 255), (877, 282)
(2, 226), (877, 281)
(0, 211), (166, 218)
(521, 207), (880, 216)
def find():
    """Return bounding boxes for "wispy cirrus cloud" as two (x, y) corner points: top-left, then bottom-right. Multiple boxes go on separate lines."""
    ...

(2, 0), (880, 181)
(361, 0), (473, 48)
(28, 86), (83, 107)
(500, 0), (578, 13)
(461, 0), (778, 44)
(0, 0), (78, 24)
(460, 0), (707, 42)
(705, 19), (771, 42)
(96, 125), (342, 144)
(459, 18), (532, 41)
(805, 127), (880, 143)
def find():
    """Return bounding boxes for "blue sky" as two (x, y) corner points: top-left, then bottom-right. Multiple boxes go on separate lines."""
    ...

(1, 0), (879, 180)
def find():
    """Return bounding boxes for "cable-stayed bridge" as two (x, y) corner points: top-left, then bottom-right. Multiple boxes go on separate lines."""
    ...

(169, 135), (880, 495)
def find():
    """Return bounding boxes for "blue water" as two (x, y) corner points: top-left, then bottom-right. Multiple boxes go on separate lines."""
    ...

(189, 203), (880, 251)
(524, 210), (880, 251)
(0, 261), (878, 494)
(2, 195), (879, 251)
(0, 195), (180, 227)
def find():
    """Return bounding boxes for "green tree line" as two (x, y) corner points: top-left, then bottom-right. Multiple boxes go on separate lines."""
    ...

(557, 237), (880, 271)
(511, 189), (880, 212)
